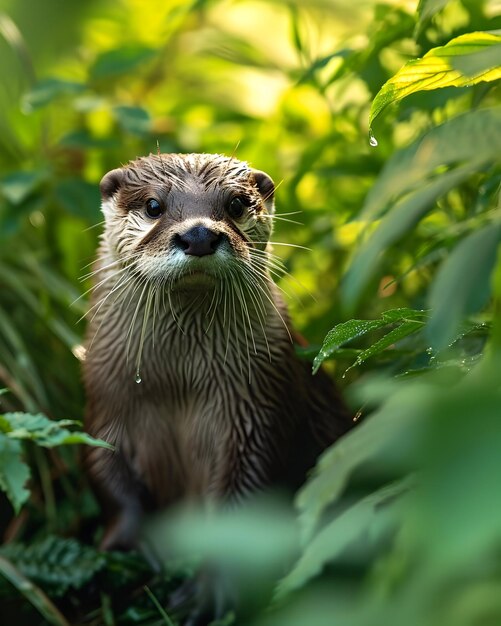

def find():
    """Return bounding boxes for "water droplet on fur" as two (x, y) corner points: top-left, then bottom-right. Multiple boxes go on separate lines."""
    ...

(369, 129), (378, 147)
(135, 373), (142, 384)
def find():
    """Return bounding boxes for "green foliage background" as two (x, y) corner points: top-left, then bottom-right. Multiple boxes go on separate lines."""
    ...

(0, 0), (501, 624)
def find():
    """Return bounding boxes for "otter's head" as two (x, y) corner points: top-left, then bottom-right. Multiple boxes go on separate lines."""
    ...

(100, 153), (275, 289)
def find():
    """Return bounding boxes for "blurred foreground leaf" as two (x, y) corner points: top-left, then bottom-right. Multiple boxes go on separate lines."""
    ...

(344, 108), (501, 306)
(276, 477), (412, 599)
(427, 223), (501, 349)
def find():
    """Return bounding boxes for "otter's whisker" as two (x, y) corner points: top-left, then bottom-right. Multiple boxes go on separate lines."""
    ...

(236, 264), (271, 363)
(239, 264), (292, 342)
(81, 219), (107, 233)
(76, 263), (134, 308)
(80, 251), (141, 280)
(249, 249), (315, 303)
(227, 267), (244, 378)
(236, 274), (257, 356)
(87, 273), (139, 350)
(125, 280), (149, 364)
(259, 215), (303, 226)
(81, 265), (139, 325)
(166, 275), (185, 334)
(205, 273), (221, 334)
(254, 241), (312, 252)
(222, 278), (232, 365)
(134, 282), (155, 382)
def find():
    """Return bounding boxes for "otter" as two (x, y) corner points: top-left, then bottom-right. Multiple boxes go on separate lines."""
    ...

(83, 153), (351, 552)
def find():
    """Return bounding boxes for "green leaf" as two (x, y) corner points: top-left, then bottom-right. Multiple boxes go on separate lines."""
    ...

(0, 535), (106, 596)
(55, 178), (101, 221)
(313, 319), (388, 373)
(370, 31), (501, 127)
(416, 0), (448, 24)
(313, 309), (428, 373)
(380, 308), (429, 323)
(0, 437), (30, 514)
(90, 45), (156, 80)
(1, 171), (46, 205)
(427, 223), (501, 349)
(1, 412), (113, 449)
(21, 78), (86, 113)
(345, 319), (425, 373)
(113, 105), (151, 135)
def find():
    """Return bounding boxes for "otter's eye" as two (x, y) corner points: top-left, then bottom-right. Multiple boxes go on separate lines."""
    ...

(227, 196), (248, 220)
(145, 198), (163, 219)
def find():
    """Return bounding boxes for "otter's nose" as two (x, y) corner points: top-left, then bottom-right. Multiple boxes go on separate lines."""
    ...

(175, 226), (223, 257)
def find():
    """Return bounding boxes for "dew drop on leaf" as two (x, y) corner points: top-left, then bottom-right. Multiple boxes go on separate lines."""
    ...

(369, 129), (378, 147)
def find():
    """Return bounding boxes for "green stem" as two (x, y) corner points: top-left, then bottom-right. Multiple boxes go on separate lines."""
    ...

(0, 555), (70, 626)
(144, 585), (176, 626)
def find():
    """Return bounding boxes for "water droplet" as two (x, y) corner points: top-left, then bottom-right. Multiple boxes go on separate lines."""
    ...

(426, 347), (434, 355)
(135, 373), (142, 384)
(369, 129), (378, 147)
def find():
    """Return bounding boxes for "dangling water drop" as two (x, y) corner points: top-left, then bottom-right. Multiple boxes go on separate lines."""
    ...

(369, 129), (378, 147)
(135, 372), (142, 384)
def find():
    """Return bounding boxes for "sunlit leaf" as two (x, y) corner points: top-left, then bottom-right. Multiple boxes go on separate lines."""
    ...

(370, 31), (501, 127)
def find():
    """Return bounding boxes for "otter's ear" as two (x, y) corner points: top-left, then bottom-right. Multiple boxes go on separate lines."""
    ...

(251, 169), (275, 212)
(100, 168), (125, 200)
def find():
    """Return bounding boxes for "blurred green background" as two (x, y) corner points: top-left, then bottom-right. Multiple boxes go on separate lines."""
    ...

(0, 0), (501, 624)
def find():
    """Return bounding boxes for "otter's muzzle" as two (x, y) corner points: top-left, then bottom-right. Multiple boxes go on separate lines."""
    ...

(174, 225), (224, 257)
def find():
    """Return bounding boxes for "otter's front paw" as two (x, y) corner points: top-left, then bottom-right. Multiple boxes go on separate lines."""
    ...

(99, 511), (141, 551)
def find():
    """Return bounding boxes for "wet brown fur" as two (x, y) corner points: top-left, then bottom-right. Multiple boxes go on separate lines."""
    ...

(83, 153), (351, 551)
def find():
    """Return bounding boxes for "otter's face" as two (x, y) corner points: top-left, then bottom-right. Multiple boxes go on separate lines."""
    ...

(100, 153), (275, 289)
